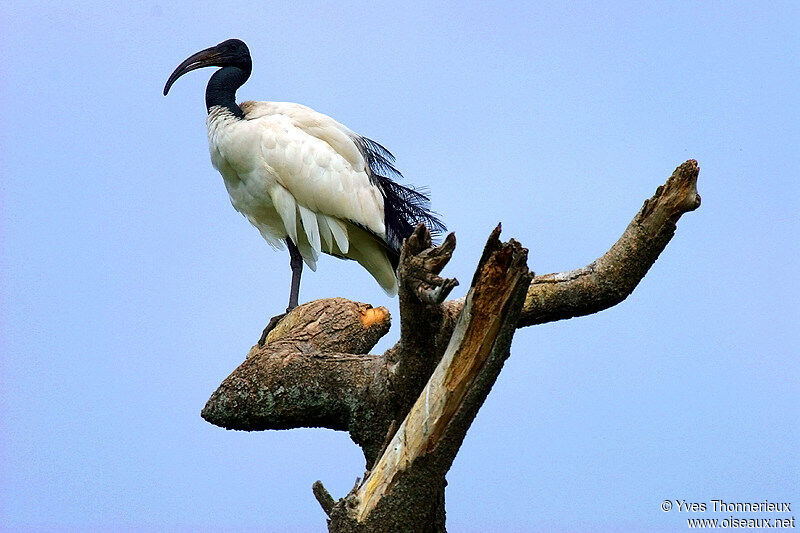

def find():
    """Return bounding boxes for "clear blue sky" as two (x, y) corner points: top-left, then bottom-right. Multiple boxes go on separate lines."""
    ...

(2, 1), (798, 531)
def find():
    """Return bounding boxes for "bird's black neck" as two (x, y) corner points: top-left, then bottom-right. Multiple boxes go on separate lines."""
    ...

(206, 65), (250, 118)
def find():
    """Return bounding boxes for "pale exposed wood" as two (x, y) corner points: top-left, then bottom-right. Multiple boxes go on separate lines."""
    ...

(352, 230), (531, 523)
(360, 306), (390, 328)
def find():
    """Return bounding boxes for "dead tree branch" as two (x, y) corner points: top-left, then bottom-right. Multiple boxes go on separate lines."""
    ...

(201, 160), (701, 532)
(518, 159), (701, 326)
(201, 298), (390, 433)
(334, 229), (531, 531)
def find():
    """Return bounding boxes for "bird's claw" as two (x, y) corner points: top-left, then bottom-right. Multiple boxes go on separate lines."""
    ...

(258, 312), (288, 346)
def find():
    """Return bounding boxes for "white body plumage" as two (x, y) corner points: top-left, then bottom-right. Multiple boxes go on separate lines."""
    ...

(206, 101), (398, 295)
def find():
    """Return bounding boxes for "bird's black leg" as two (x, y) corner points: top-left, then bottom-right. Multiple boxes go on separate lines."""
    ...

(258, 237), (304, 346)
(286, 237), (303, 311)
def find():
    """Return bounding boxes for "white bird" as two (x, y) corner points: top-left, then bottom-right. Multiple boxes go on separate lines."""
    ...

(164, 39), (444, 317)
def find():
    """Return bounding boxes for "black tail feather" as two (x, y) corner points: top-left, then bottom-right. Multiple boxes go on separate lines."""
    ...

(355, 136), (446, 256)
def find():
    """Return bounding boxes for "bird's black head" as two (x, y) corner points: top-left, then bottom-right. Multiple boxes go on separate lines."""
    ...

(163, 39), (252, 96)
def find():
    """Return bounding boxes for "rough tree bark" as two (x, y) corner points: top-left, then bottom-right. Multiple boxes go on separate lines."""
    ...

(202, 160), (701, 531)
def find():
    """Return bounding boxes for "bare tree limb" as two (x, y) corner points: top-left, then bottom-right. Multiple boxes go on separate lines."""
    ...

(313, 480), (335, 517)
(321, 227), (531, 531)
(517, 159), (701, 327)
(201, 298), (389, 432)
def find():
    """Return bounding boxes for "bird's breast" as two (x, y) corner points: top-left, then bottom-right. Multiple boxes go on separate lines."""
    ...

(207, 108), (278, 223)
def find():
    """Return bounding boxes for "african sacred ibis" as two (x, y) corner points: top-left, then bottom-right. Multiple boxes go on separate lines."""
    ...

(164, 39), (444, 313)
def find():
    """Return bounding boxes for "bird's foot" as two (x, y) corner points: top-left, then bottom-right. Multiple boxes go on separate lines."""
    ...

(258, 312), (288, 346)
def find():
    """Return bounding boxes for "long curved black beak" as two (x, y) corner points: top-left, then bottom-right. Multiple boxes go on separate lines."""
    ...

(163, 46), (224, 96)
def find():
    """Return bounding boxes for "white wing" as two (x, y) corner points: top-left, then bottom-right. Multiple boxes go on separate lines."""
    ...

(239, 101), (397, 294)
